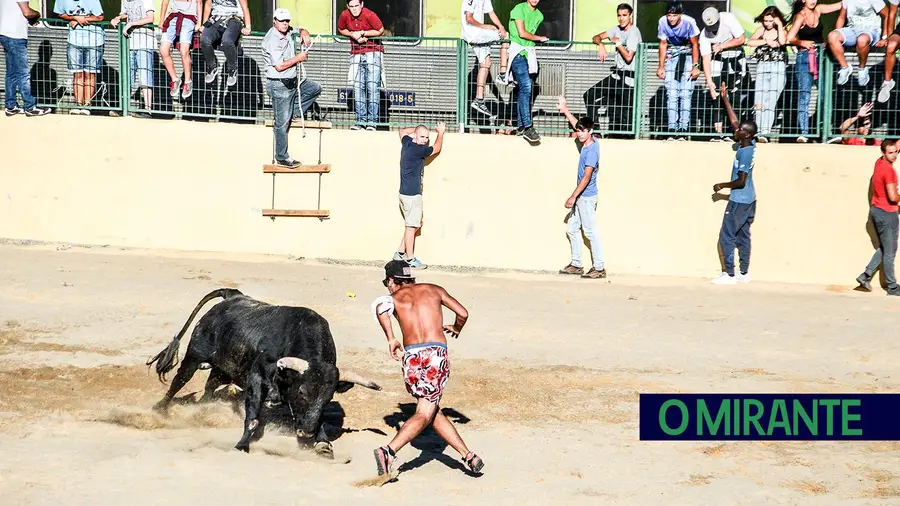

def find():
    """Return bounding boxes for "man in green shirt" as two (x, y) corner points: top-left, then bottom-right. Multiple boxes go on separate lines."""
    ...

(507, 0), (547, 144)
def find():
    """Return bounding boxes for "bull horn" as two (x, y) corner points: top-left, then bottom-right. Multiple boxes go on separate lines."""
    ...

(276, 357), (309, 373)
(339, 369), (382, 391)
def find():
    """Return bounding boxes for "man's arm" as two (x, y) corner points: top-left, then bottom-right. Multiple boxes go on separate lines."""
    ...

(879, 3), (890, 46)
(273, 51), (307, 72)
(615, 30), (639, 65)
(714, 171), (748, 192)
(690, 35), (700, 78)
(201, 0), (211, 25)
(398, 126), (416, 139)
(567, 165), (594, 205)
(514, 19), (548, 42)
(556, 96), (578, 130)
(657, 38), (668, 78)
(889, 3), (898, 35)
(376, 310), (403, 360)
(835, 7), (847, 29)
(702, 53), (715, 95)
(238, 0), (251, 34)
(17, 1), (40, 21)
(439, 287), (468, 338)
(841, 102), (873, 134)
(720, 82), (740, 132)
(487, 10), (507, 37)
(430, 122), (445, 156)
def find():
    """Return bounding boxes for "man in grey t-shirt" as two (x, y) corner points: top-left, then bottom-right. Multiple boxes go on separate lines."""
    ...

(584, 3), (642, 135)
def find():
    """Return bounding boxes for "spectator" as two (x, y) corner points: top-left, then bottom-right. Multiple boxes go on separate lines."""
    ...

(505, 0), (547, 144)
(111, 0), (155, 118)
(556, 97), (606, 279)
(856, 139), (900, 295)
(877, 0), (899, 102)
(656, 1), (701, 140)
(159, 0), (201, 100)
(337, 0), (385, 131)
(711, 82), (757, 285)
(585, 2), (642, 135)
(699, 6), (746, 140)
(54, 0), (105, 115)
(787, 0), (840, 143)
(0, 0), (50, 116)
(262, 8), (314, 169)
(462, 0), (509, 120)
(748, 7), (788, 142)
(393, 122), (446, 269)
(827, 0), (889, 87)
(200, 0), (251, 88)
(834, 102), (880, 145)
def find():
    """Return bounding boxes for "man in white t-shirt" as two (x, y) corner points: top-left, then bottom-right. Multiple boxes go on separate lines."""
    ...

(699, 7), (746, 138)
(462, 0), (509, 119)
(112, 0), (156, 117)
(0, 0), (50, 116)
(827, 0), (890, 86)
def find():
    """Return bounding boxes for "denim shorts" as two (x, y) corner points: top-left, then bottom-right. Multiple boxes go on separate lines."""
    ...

(130, 49), (154, 89)
(162, 18), (196, 46)
(67, 44), (103, 74)
(837, 26), (881, 47)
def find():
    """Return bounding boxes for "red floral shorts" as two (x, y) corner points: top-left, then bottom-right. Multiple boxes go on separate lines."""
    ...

(402, 343), (450, 404)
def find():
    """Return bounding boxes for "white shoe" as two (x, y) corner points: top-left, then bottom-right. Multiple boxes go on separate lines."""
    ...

(736, 272), (751, 283)
(711, 272), (737, 285)
(837, 65), (853, 86)
(797, 136), (808, 143)
(858, 67), (870, 87)
(878, 80), (895, 103)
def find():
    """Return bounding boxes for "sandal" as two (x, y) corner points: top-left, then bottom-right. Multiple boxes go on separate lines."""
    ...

(463, 451), (484, 473)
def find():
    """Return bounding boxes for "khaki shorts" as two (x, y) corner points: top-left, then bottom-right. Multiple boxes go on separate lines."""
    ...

(466, 28), (501, 63)
(399, 194), (423, 228)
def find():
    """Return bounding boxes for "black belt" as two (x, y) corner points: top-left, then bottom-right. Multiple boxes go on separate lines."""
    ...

(267, 77), (298, 83)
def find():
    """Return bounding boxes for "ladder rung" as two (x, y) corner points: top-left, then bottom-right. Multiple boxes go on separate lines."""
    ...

(263, 164), (331, 174)
(262, 209), (330, 218)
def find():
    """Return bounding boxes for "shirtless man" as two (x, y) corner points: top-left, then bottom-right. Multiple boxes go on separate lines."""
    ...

(370, 260), (484, 478)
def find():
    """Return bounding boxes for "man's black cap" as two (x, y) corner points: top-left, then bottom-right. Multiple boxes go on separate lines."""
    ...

(384, 260), (416, 279)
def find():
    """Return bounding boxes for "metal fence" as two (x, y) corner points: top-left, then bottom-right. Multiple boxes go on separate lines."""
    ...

(3, 23), (900, 143)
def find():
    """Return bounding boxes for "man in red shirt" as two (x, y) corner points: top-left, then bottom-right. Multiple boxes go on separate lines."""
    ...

(337, 0), (384, 130)
(856, 139), (900, 294)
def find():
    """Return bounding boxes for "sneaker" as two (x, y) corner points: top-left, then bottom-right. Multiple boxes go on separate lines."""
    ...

(757, 136), (769, 143)
(226, 69), (237, 87)
(711, 272), (737, 285)
(888, 287), (900, 296)
(858, 67), (870, 87)
(274, 158), (302, 168)
(522, 126), (540, 143)
(69, 108), (90, 115)
(24, 106), (50, 117)
(350, 125), (363, 131)
(393, 251), (409, 261)
(559, 264), (584, 275)
(5, 106), (23, 116)
(581, 268), (607, 279)
(494, 72), (507, 85)
(169, 78), (181, 99)
(797, 136), (808, 143)
(205, 66), (220, 84)
(878, 80), (895, 103)
(365, 126), (376, 131)
(373, 446), (396, 477)
(182, 80), (193, 99)
(515, 126), (525, 136)
(837, 65), (853, 86)
(463, 451), (484, 474)
(132, 111), (152, 119)
(470, 99), (495, 118)
(856, 273), (872, 292)
(736, 272), (751, 283)
(406, 257), (427, 269)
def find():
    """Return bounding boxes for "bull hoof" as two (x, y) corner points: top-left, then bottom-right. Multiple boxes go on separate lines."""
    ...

(234, 443), (250, 453)
(152, 399), (170, 414)
(314, 441), (334, 459)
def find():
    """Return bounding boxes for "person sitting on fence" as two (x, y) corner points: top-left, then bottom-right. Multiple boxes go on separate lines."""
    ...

(54, 0), (105, 115)
(111, 0), (155, 118)
(834, 102), (880, 145)
(199, 0), (251, 88)
(877, 0), (899, 103)
(504, 0), (548, 144)
(787, 0), (839, 143)
(159, 0), (201, 100)
(699, 6), (746, 141)
(337, 0), (385, 131)
(585, 2), (642, 136)
(828, 0), (890, 87)
(462, 0), (509, 120)
(1, 0), (50, 116)
(656, 1), (701, 140)
(748, 6), (788, 143)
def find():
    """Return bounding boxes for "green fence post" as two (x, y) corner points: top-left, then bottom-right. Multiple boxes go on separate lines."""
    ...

(456, 39), (467, 132)
(119, 23), (130, 117)
(819, 44), (831, 143)
(633, 43), (644, 140)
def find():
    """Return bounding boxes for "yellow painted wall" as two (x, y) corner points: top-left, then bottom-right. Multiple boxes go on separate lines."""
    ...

(0, 115), (886, 287)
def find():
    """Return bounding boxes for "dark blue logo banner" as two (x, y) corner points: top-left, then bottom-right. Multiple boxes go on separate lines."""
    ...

(639, 394), (900, 440)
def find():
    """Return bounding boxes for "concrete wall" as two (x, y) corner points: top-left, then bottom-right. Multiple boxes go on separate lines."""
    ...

(0, 115), (883, 286)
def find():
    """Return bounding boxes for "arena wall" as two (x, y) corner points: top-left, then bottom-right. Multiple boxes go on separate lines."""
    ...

(0, 115), (882, 286)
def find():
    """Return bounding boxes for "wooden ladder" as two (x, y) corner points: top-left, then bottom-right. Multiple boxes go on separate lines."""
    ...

(263, 120), (333, 221)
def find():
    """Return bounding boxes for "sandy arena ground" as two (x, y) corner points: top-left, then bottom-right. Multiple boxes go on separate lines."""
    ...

(0, 241), (899, 505)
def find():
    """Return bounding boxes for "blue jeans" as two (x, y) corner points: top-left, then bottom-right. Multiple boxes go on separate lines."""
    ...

(352, 52), (381, 125)
(567, 195), (603, 270)
(510, 54), (533, 128)
(0, 36), (36, 110)
(664, 47), (695, 132)
(795, 49), (814, 136)
(718, 200), (756, 276)
(266, 78), (298, 161)
(294, 78), (322, 119)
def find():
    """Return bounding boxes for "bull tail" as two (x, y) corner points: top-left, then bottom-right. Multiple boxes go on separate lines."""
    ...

(145, 288), (243, 383)
(337, 369), (382, 391)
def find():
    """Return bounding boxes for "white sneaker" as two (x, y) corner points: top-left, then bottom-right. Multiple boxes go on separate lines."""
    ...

(711, 272), (737, 285)
(878, 80), (895, 103)
(837, 65), (853, 86)
(797, 136), (808, 143)
(736, 272), (751, 283)
(858, 67), (870, 87)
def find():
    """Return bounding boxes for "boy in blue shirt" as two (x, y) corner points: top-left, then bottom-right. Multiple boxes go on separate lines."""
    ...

(712, 81), (757, 284)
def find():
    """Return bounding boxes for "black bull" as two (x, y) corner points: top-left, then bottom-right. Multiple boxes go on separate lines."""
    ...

(146, 288), (381, 457)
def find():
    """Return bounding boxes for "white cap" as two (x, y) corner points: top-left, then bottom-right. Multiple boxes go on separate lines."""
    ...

(701, 7), (719, 26)
(273, 8), (291, 21)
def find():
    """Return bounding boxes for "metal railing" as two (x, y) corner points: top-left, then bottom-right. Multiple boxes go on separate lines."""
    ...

(3, 23), (900, 143)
